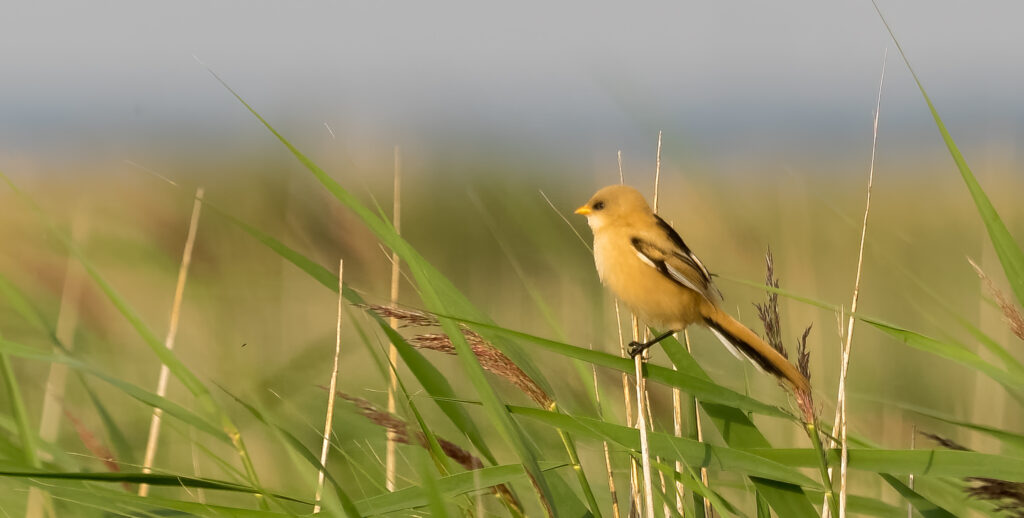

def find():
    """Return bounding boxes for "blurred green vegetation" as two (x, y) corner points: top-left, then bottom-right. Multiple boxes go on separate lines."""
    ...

(1, 81), (1023, 518)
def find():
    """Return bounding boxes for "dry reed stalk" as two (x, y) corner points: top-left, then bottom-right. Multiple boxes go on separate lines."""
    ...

(968, 257), (1024, 341)
(632, 315), (655, 518)
(614, 149), (640, 517)
(685, 330), (711, 517)
(313, 260), (345, 513)
(630, 134), (664, 518)
(643, 390), (670, 518)
(385, 145), (402, 492)
(618, 150), (624, 184)
(671, 382), (684, 516)
(614, 300), (641, 515)
(26, 216), (88, 518)
(827, 51), (885, 518)
(657, 136), (686, 517)
(652, 131), (662, 212)
(592, 359), (621, 518)
(139, 187), (204, 498)
(36, 218), (86, 452)
(341, 392), (522, 512)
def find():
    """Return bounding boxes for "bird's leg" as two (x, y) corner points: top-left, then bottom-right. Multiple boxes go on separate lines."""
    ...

(628, 329), (677, 358)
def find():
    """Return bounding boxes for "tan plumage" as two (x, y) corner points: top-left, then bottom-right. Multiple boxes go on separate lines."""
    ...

(575, 185), (809, 393)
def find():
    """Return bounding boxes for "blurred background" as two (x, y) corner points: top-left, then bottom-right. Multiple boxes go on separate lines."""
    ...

(1, 0), (1022, 514)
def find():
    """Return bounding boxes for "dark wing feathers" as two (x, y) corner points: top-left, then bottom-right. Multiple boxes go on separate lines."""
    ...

(653, 214), (714, 284)
(631, 215), (721, 301)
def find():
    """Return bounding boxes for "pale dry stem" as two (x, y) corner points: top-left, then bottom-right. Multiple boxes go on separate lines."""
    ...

(313, 260), (344, 513)
(614, 300), (640, 514)
(385, 145), (402, 492)
(685, 330), (712, 517)
(828, 50), (885, 518)
(27, 216), (88, 518)
(629, 135), (664, 518)
(618, 150), (624, 184)
(592, 359), (621, 518)
(139, 187), (204, 497)
(632, 315), (655, 518)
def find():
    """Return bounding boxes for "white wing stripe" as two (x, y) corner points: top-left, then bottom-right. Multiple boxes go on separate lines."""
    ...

(708, 327), (768, 373)
(664, 262), (706, 294)
(634, 249), (657, 269)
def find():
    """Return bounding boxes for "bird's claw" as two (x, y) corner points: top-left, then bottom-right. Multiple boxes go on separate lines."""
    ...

(628, 341), (645, 358)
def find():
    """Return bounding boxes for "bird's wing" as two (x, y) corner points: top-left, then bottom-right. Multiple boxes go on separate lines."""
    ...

(653, 214), (714, 283)
(631, 215), (722, 302)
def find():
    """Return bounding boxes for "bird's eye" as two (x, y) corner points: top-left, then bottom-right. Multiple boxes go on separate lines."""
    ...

(593, 201), (605, 210)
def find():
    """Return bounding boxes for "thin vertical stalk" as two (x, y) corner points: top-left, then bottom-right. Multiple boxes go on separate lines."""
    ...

(27, 216), (87, 518)
(615, 301), (640, 512)
(593, 359), (621, 518)
(36, 218), (86, 450)
(670, 142), (685, 517)
(809, 420), (840, 517)
(643, 384), (669, 518)
(685, 330), (711, 517)
(828, 50), (886, 518)
(139, 187), (204, 497)
(672, 382), (683, 515)
(385, 145), (402, 492)
(652, 131), (662, 211)
(314, 260), (345, 513)
(633, 316), (655, 518)
(618, 150), (624, 184)
(631, 133), (664, 518)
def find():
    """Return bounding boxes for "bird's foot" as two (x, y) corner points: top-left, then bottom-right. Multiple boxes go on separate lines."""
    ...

(628, 341), (650, 358)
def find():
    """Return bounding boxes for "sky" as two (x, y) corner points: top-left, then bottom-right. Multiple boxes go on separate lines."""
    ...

(2, 1), (1022, 170)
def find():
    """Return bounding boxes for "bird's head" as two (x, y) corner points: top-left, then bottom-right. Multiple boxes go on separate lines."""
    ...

(574, 185), (653, 231)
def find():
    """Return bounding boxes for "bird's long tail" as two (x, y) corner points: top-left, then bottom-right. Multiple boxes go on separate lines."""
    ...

(699, 303), (810, 393)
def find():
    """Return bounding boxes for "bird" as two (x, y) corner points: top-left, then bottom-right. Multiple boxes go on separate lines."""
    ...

(574, 184), (810, 393)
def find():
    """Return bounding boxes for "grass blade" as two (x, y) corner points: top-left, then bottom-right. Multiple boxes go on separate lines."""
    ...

(208, 74), (567, 513)
(0, 469), (303, 502)
(509, 405), (816, 487)
(355, 462), (567, 514)
(0, 342), (39, 468)
(426, 317), (793, 420)
(0, 336), (227, 442)
(0, 172), (266, 496)
(751, 447), (1024, 481)
(872, 0), (1024, 306)
(879, 474), (957, 518)
(657, 336), (819, 517)
(203, 198), (501, 467)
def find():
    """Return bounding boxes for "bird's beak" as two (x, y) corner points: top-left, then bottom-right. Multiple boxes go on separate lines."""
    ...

(574, 205), (592, 216)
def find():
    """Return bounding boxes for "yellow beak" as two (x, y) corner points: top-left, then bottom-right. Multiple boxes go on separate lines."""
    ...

(574, 205), (592, 215)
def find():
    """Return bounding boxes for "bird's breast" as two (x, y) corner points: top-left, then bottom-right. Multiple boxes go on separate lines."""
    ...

(593, 232), (702, 330)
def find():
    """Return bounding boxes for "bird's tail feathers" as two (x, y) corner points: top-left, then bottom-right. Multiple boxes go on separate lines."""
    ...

(700, 305), (810, 393)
